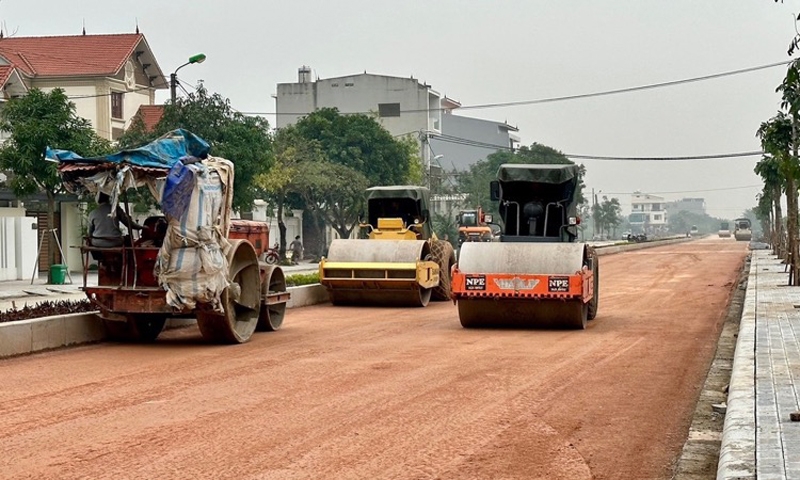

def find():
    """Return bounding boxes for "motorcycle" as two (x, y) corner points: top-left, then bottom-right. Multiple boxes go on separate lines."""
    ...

(262, 242), (281, 265)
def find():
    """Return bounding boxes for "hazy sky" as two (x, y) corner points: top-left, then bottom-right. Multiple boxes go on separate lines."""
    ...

(3, 1), (797, 218)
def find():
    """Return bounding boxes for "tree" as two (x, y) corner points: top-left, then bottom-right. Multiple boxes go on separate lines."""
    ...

(592, 196), (622, 238)
(458, 143), (587, 220)
(757, 111), (797, 280)
(292, 161), (369, 255)
(284, 108), (419, 251)
(292, 107), (417, 186)
(256, 126), (324, 258)
(754, 151), (785, 255)
(118, 85), (273, 212)
(0, 88), (112, 279)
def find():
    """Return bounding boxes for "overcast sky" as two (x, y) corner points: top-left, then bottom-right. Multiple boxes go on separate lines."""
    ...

(4, 0), (798, 218)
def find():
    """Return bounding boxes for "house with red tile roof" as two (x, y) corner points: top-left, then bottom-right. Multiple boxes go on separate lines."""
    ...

(0, 32), (167, 141)
(0, 32), (168, 280)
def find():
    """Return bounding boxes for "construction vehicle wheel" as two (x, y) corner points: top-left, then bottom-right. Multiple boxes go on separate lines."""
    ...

(103, 315), (166, 342)
(431, 240), (456, 301)
(197, 240), (261, 344)
(588, 256), (599, 321)
(258, 265), (286, 331)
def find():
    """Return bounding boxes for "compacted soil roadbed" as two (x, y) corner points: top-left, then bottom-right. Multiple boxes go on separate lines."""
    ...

(0, 237), (747, 479)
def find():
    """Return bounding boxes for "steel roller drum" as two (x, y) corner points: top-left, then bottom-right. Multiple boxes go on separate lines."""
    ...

(323, 239), (434, 307)
(457, 242), (585, 275)
(457, 242), (588, 329)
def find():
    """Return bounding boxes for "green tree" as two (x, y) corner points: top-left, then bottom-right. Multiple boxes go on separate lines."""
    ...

(0, 88), (111, 278)
(292, 161), (369, 252)
(458, 143), (587, 220)
(757, 111), (797, 278)
(256, 126), (324, 258)
(754, 150), (785, 254)
(119, 85), (273, 212)
(592, 196), (622, 238)
(293, 107), (417, 186)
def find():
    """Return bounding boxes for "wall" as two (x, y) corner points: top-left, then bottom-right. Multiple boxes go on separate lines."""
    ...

(0, 215), (37, 280)
(429, 114), (517, 171)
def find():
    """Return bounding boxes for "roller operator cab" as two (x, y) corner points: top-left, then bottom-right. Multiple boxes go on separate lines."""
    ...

(319, 186), (455, 308)
(451, 164), (598, 329)
(719, 221), (731, 238)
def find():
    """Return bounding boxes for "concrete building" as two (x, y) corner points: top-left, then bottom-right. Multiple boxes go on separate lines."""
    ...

(276, 66), (443, 172)
(665, 197), (706, 216)
(629, 191), (668, 234)
(0, 32), (167, 277)
(275, 67), (521, 218)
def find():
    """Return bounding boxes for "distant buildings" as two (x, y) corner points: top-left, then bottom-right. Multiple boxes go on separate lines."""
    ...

(274, 66), (520, 177)
(629, 192), (668, 233)
(665, 197), (706, 216)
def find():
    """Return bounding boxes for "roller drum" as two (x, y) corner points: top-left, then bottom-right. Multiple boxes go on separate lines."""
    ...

(323, 239), (434, 307)
(457, 242), (589, 329)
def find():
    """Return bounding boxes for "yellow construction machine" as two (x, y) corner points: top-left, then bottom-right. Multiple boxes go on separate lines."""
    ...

(319, 186), (455, 307)
(451, 164), (598, 329)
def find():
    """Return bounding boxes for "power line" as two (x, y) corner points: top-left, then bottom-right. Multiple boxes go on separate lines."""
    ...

(240, 59), (793, 116)
(431, 132), (764, 161)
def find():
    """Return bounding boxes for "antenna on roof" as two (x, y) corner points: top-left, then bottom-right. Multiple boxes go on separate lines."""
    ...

(135, 18), (140, 34)
(82, 19), (86, 36)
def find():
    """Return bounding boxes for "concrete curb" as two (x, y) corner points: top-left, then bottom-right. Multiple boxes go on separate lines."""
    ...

(595, 236), (692, 256)
(716, 255), (758, 479)
(0, 284), (329, 359)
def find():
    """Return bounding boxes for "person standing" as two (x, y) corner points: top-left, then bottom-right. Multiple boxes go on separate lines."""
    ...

(289, 235), (304, 264)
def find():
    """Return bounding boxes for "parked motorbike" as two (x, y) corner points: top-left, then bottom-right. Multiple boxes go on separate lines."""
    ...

(262, 242), (281, 265)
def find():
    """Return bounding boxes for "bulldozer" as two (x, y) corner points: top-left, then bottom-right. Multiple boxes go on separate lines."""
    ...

(456, 207), (494, 246)
(319, 186), (456, 307)
(451, 163), (598, 329)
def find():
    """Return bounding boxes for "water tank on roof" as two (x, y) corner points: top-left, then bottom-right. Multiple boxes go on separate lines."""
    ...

(298, 66), (312, 84)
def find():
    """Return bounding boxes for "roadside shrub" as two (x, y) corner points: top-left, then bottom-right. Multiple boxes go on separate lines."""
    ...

(286, 272), (320, 287)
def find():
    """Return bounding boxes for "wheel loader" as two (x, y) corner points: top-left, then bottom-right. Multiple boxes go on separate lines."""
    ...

(319, 186), (456, 307)
(53, 129), (289, 344)
(451, 163), (598, 329)
(456, 207), (494, 246)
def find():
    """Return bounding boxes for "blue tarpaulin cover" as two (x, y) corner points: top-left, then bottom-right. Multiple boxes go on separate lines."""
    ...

(48, 129), (210, 170)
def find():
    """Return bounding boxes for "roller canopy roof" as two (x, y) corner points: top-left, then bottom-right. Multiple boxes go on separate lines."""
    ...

(496, 163), (579, 184)
(366, 185), (431, 204)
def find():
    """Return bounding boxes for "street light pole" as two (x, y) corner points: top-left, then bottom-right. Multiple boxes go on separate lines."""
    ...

(170, 53), (207, 104)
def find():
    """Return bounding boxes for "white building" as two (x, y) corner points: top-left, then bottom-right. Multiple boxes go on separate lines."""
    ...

(629, 191), (668, 234)
(0, 32), (167, 277)
(276, 66), (443, 172)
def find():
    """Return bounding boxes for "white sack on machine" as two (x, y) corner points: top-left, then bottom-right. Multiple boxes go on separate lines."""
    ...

(156, 157), (235, 311)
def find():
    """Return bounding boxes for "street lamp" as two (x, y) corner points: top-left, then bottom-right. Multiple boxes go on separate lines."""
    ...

(170, 53), (206, 103)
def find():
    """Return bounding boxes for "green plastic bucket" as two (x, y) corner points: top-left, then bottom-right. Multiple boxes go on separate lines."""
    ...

(50, 264), (67, 285)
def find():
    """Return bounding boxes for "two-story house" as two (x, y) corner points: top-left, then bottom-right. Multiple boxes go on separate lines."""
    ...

(0, 32), (166, 279)
(630, 191), (668, 234)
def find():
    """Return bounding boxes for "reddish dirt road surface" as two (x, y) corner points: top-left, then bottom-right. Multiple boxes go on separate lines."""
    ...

(0, 237), (747, 480)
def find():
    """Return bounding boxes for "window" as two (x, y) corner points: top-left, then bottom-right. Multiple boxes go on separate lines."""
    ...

(111, 92), (124, 119)
(378, 103), (400, 117)
(653, 214), (662, 221)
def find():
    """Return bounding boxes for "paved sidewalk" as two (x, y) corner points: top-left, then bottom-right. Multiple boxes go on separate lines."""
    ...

(718, 251), (800, 479)
(0, 262), (320, 312)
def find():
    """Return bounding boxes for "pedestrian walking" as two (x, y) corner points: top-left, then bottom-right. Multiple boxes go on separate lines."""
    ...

(289, 235), (304, 264)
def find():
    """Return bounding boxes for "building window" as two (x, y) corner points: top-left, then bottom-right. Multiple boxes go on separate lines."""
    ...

(111, 92), (124, 119)
(378, 103), (400, 117)
(653, 214), (662, 221)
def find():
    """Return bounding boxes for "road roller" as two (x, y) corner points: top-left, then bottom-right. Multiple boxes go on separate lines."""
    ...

(451, 164), (598, 329)
(319, 186), (456, 307)
(733, 218), (752, 242)
(54, 129), (289, 344)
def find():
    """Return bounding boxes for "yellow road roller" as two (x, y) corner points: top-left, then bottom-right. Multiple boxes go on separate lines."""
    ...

(319, 186), (455, 307)
(451, 164), (598, 329)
